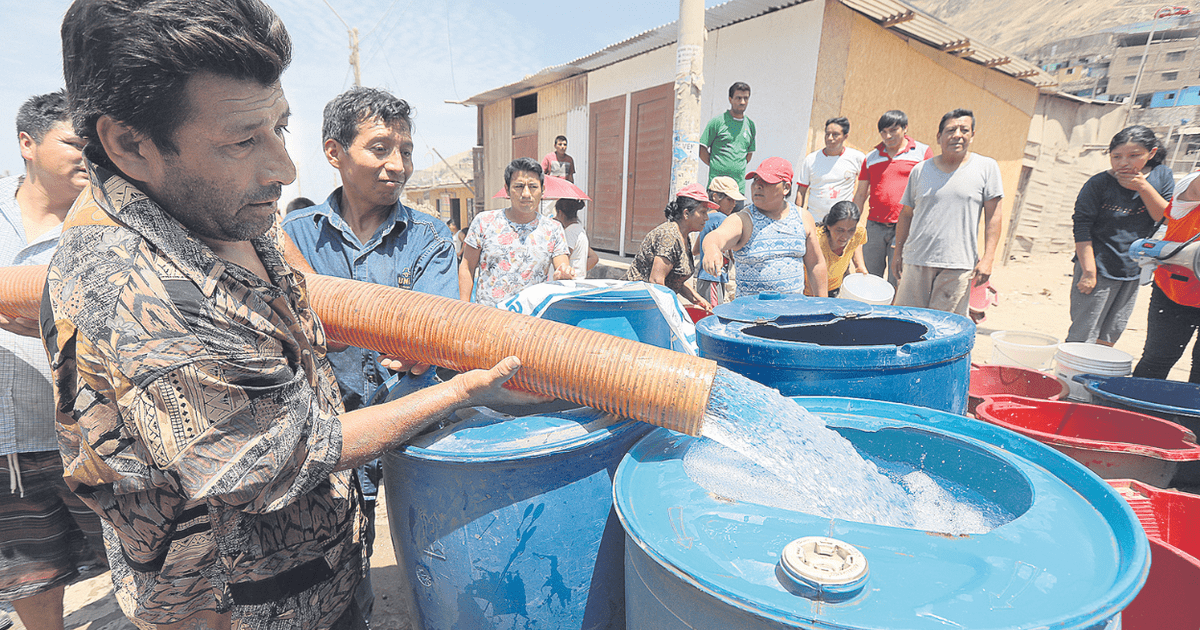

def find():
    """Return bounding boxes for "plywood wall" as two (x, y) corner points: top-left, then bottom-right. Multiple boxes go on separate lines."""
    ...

(481, 98), (513, 211)
(816, 0), (1040, 256)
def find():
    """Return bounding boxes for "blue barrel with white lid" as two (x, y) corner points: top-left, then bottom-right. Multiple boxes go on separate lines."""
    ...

(378, 374), (651, 630)
(616, 396), (1148, 629)
(696, 293), (974, 413)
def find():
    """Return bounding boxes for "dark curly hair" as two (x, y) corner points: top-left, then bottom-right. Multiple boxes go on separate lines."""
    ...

(504, 157), (543, 188)
(62, 0), (292, 169)
(323, 87), (413, 149)
(664, 196), (703, 222)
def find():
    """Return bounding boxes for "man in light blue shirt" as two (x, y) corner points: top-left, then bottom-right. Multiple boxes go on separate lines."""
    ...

(282, 87), (456, 625)
(0, 91), (106, 630)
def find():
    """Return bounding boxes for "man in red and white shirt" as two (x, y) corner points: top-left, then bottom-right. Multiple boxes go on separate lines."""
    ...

(853, 110), (932, 287)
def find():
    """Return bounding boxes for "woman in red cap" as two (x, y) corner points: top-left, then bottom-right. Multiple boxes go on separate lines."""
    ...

(625, 183), (716, 310)
(702, 157), (827, 297)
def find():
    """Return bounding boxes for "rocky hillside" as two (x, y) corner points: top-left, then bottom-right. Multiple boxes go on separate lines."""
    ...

(907, 0), (1163, 56)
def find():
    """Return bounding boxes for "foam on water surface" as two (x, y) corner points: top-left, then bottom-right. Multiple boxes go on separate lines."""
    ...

(695, 368), (1008, 534)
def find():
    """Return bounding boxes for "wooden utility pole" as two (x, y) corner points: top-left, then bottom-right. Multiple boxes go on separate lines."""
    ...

(349, 27), (362, 87)
(670, 0), (705, 195)
(321, 1), (361, 87)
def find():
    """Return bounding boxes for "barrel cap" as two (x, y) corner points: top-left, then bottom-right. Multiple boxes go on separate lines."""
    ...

(779, 536), (869, 600)
(713, 294), (871, 326)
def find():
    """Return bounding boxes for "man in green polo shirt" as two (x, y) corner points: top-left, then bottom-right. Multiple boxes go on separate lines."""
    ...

(700, 82), (756, 198)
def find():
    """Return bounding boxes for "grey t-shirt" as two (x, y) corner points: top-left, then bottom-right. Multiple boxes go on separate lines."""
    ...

(900, 153), (1003, 270)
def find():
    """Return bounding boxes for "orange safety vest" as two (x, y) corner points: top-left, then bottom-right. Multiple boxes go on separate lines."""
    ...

(1155, 201), (1200, 307)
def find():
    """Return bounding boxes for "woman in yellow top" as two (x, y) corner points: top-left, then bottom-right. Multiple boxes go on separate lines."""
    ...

(807, 200), (868, 297)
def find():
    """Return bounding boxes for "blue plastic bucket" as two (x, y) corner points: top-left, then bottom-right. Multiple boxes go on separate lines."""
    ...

(1073, 374), (1200, 430)
(1075, 374), (1200, 485)
(539, 289), (671, 348)
(696, 294), (974, 413)
(379, 379), (652, 630)
(616, 397), (1148, 629)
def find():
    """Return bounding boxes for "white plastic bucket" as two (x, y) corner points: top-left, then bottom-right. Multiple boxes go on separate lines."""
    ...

(990, 331), (1060, 370)
(1055, 343), (1134, 402)
(839, 273), (894, 306)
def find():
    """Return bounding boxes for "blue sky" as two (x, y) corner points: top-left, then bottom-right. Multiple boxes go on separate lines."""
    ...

(0, 0), (722, 203)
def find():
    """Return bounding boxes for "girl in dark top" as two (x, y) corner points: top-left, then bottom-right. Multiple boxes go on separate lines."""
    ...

(1067, 125), (1173, 345)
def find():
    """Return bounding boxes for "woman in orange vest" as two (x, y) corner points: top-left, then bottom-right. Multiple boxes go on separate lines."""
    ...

(1133, 169), (1200, 382)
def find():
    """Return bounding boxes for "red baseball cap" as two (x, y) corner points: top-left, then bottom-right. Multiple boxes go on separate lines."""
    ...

(676, 182), (719, 209)
(745, 157), (794, 184)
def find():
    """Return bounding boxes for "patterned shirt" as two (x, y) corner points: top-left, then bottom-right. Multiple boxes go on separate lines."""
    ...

(43, 165), (363, 628)
(731, 203), (808, 297)
(625, 220), (694, 295)
(0, 176), (63, 456)
(465, 208), (568, 307)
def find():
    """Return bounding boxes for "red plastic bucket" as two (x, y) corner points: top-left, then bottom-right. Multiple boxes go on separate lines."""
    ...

(1108, 480), (1200, 629)
(975, 395), (1200, 487)
(968, 363), (1068, 416)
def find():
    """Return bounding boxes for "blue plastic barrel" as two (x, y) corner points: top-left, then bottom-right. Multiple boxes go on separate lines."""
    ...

(379, 384), (652, 630)
(616, 397), (1148, 630)
(539, 288), (671, 348)
(696, 294), (975, 413)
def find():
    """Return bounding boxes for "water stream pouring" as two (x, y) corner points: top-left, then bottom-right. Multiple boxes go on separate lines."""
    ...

(2, 257), (1045, 530)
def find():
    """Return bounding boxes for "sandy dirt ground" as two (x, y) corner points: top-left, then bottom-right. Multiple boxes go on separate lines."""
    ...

(971, 254), (1195, 381)
(27, 255), (1197, 630)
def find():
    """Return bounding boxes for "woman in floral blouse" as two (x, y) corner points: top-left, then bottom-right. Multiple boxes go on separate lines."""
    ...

(460, 158), (575, 307)
(624, 183), (717, 310)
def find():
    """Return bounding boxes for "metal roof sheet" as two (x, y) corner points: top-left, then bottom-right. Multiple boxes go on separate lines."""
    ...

(461, 0), (1055, 105)
(840, 0), (1056, 86)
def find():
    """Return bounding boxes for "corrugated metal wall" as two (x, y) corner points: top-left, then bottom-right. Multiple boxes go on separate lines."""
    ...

(482, 99), (513, 210)
(565, 106), (589, 194)
(480, 77), (589, 211)
(537, 76), (588, 159)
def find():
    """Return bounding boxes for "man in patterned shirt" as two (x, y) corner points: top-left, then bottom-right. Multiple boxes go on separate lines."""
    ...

(47, 1), (533, 628)
(0, 91), (106, 630)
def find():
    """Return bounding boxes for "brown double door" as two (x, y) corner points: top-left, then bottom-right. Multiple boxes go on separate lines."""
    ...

(587, 82), (673, 253)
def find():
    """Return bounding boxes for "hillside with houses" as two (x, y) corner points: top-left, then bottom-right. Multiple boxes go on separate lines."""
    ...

(909, 0), (1161, 54)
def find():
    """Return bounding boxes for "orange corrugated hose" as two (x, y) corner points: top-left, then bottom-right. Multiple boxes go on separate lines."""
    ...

(0, 256), (715, 435)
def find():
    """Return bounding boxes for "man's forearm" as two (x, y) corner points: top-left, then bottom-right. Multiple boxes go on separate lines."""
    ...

(458, 255), (477, 301)
(980, 200), (1003, 269)
(336, 357), (528, 469)
(853, 183), (869, 226)
(893, 207), (914, 253)
(336, 379), (471, 470)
